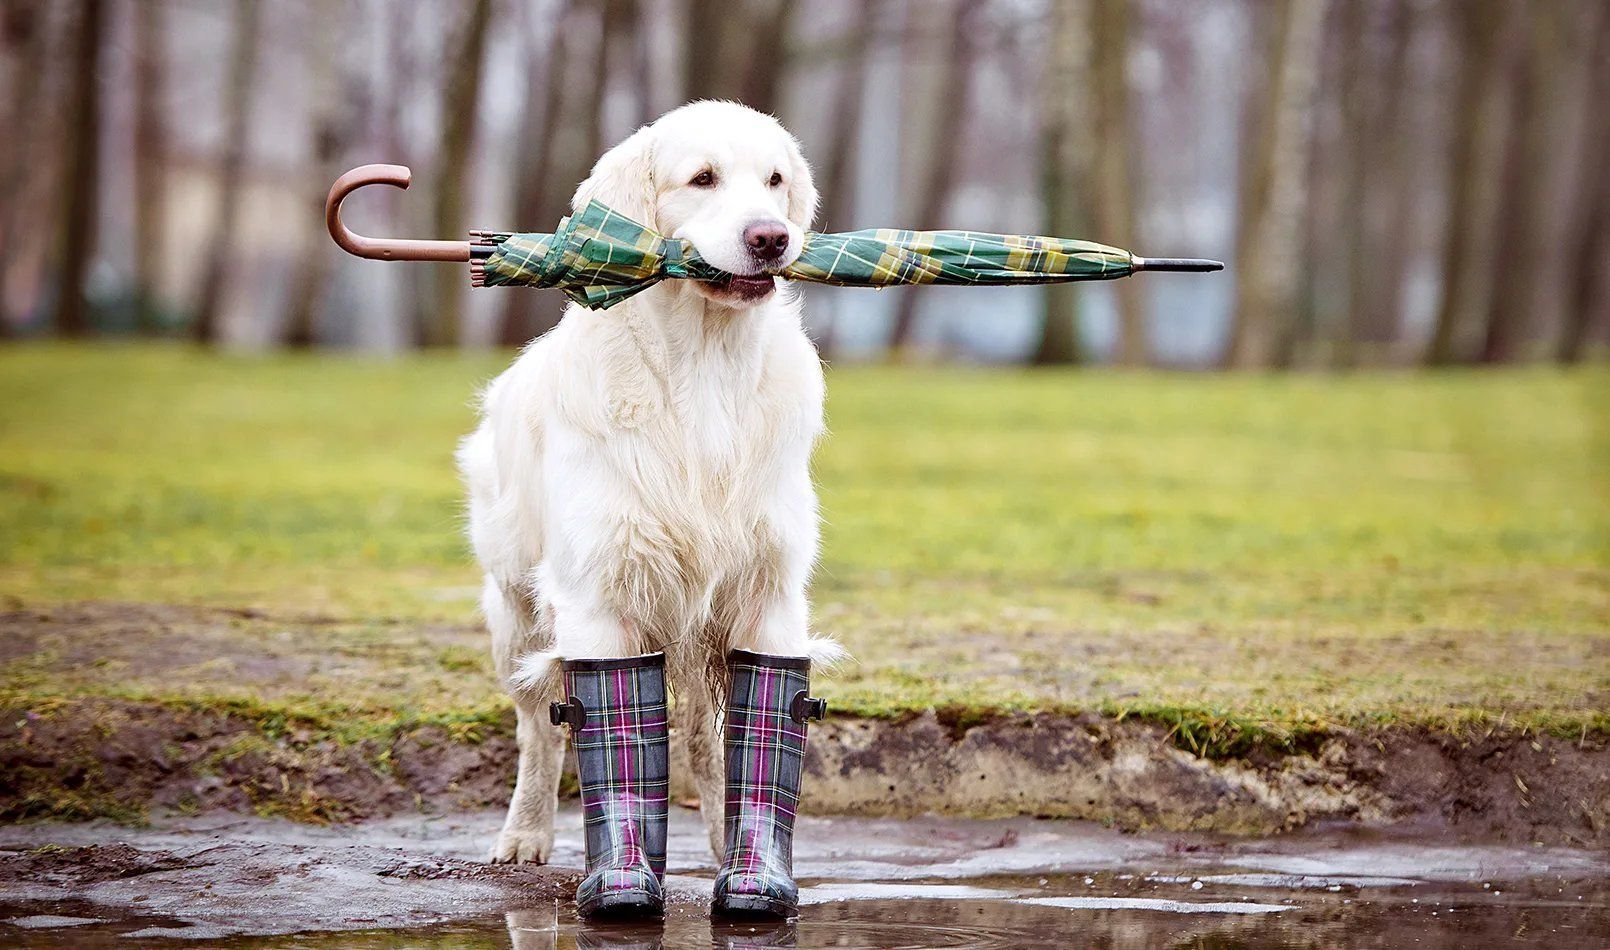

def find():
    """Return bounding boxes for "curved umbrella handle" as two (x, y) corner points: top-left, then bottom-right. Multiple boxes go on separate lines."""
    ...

(325, 164), (472, 263)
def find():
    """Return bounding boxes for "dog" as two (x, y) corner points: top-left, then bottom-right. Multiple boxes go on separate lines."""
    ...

(457, 101), (843, 866)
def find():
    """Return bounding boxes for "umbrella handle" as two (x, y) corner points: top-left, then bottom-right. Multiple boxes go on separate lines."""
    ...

(326, 164), (472, 263)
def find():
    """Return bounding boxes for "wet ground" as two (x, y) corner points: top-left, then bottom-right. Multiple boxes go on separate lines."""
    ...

(2, 807), (1606, 947)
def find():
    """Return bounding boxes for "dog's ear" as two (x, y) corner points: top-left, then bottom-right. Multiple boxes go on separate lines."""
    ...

(784, 135), (819, 231)
(572, 125), (658, 227)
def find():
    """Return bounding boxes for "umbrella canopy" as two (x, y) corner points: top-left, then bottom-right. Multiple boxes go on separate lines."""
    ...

(470, 200), (1208, 310)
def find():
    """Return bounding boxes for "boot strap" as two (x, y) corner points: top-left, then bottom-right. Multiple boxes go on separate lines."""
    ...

(549, 696), (587, 730)
(789, 691), (827, 723)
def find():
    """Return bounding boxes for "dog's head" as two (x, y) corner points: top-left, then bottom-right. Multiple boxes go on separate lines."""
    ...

(571, 101), (818, 308)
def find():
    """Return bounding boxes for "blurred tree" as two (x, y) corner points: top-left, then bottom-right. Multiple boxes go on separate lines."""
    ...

(284, 0), (360, 348)
(0, 0), (49, 336)
(812, 0), (887, 360)
(683, 0), (723, 99)
(1480, 8), (1543, 364)
(132, 0), (167, 335)
(1089, 0), (1146, 366)
(53, 0), (106, 338)
(1345, 0), (1419, 365)
(886, 0), (979, 357)
(501, 1), (578, 347)
(192, 0), (262, 346)
(423, 0), (493, 348)
(1557, 4), (1609, 364)
(741, 0), (795, 114)
(1033, 0), (1091, 366)
(1425, 0), (1512, 366)
(1225, 0), (1325, 369)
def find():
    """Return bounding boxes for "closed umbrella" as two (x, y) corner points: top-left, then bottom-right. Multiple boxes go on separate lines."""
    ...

(329, 164), (1221, 310)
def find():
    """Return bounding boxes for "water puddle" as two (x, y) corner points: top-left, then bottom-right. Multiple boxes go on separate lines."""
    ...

(3, 809), (1606, 947)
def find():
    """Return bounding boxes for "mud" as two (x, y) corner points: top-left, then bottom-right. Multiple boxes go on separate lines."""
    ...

(1, 808), (1606, 945)
(3, 601), (1607, 843)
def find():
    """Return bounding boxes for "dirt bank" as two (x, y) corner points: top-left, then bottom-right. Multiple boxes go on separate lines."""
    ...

(3, 693), (1605, 847)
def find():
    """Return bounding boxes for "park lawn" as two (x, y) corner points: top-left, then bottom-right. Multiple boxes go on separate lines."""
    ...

(1, 343), (1606, 753)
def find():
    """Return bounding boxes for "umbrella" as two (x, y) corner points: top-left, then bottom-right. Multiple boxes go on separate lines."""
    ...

(328, 164), (1221, 310)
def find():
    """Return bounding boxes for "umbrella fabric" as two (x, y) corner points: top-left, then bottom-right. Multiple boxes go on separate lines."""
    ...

(471, 199), (1135, 310)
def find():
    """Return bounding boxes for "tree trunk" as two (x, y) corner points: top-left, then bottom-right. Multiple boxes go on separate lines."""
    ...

(1425, 0), (1512, 365)
(192, 0), (262, 346)
(1330, 0), (1369, 369)
(1351, 0), (1419, 362)
(132, 0), (167, 335)
(420, 0), (492, 348)
(1032, 0), (1091, 366)
(1225, 0), (1326, 369)
(1482, 3), (1571, 364)
(0, 0), (49, 335)
(818, 0), (882, 232)
(741, 0), (794, 114)
(54, 0), (106, 338)
(499, 1), (576, 348)
(1557, 4), (1610, 363)
(886, 0), (978, 357)
(812, 0), (885, 360)
(683, 0), (728, 101)
(283, 0), (359, 349)
(1089, 0), (1147, 366)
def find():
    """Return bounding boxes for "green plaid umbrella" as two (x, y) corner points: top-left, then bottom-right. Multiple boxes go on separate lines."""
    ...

(470, 200), (1220, 310)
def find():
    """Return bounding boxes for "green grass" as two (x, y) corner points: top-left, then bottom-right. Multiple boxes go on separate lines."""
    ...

(2, 343), (1606, 748)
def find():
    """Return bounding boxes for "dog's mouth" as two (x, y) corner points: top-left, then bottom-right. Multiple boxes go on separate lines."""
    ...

(698, 273), (778, 304)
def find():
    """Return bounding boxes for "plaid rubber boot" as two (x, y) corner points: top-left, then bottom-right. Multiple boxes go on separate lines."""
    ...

(711, 649), (827, 919)
(548, 653), (669, 918)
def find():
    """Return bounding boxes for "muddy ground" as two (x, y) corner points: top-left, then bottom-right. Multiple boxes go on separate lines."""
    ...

(1, 808), (1606, 944)
(4, 604), (1607, 846)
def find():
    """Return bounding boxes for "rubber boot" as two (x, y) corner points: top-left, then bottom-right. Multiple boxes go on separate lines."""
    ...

(710, 649), (827, 919)
(549, 653), (669, 919)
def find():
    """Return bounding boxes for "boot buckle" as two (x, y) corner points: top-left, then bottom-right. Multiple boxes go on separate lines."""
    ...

(789, 691), (827, 723)
(549, 696), (586, 729)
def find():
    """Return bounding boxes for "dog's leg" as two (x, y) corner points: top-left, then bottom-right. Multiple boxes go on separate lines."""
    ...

(486, 576), (564, 864)
(673, 662), (727, 861)
(492, 694), (566, 863)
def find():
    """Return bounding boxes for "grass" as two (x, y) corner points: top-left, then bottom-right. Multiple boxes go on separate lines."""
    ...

(1, 343), (1606, 752)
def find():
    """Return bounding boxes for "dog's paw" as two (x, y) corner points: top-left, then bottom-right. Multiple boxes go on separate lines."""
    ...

(489, 826), (553, 865)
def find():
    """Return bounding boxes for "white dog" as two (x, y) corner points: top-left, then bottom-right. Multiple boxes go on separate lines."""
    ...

(457, 101), (842, 865)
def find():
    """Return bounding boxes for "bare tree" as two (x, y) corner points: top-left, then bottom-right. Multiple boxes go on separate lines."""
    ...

(1347, 0), (1419, 364)
(1089, 0), (1147, 366)
(1033, 0), (1091, 365)
(1424, 0), (1512, 365)
(1557, 4), (1610, 363)
(886, 0), (979, 357)
(192, 0), (262, 345)
(741, 0), (795, 114)
(0, 0), (50, 335)
(283, 0), (359, 348)
(500, 1), (576, 347)
(813, 0), (886, 360)
(420, 0), (493, 348)
(54, 0), (106, 338)
(1225, 0), (1326, 369)
(132, 0), (167, 335)
(1481, 3), (1570, 364)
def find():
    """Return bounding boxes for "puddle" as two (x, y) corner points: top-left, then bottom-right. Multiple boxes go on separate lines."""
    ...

(2, 808), (1606, 947)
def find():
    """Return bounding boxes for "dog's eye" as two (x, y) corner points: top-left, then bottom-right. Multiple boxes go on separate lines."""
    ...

(690, 169), (716, 188)
(768, 171), (784, 188)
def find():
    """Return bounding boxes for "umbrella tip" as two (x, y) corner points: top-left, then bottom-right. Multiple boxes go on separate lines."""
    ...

(1134, 257), (1224, 273)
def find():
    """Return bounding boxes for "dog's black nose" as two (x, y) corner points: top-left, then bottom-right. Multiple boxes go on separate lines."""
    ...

(744, 221), (790, 262)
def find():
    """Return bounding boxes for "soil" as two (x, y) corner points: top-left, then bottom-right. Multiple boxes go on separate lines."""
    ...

(1, 808), (1605, 944)
(2, 602), (1607, 845)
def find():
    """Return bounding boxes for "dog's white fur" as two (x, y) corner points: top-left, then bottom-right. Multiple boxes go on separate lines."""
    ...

(457, 102), (842, 865)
